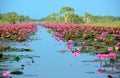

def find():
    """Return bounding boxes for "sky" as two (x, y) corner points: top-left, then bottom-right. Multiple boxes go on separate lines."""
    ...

(0, 0), (120, 19)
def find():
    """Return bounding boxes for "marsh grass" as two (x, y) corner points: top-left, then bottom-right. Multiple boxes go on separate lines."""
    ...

(86, 22), (120, 27)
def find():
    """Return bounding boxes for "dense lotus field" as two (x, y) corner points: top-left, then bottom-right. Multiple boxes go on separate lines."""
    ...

(0, 23), (37, 41)
(40, 22), (120, 53)
(40, 22), (120, 64)
(0, 22), (120, 77)
(0, 23), (37, 52)
(0, 23), (39, 77)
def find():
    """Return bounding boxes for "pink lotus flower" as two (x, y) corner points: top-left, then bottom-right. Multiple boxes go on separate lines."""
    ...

(96, 54), (108, 59)
(82, 33), (87, 38)
(108, 53), (117, 59)
(94, 38), (97, 42)
(75, 32), (78, 36)
(68, 40), (73, 44)
(108, 47), (113, 52)
(76, 48), (81, 52)
(0, 23), (37, 41)
(81, 41), (85, 45)
(117, 42), (120, 46)
(62, 30), (66, 34)
(39, 22), (120, 59)
(2, 71), (10, 77)
(115, 46), (119, 51)
(72, 52), (80, 57)
(66, 45), (72, 51)
(6, 32), (9, 35)
(102, 32), (108, 36)
(99, 36), (104, 40)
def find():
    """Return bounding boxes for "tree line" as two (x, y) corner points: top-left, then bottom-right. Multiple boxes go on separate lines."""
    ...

(41, 7), (120, 24)
(0, 12), (30, 24)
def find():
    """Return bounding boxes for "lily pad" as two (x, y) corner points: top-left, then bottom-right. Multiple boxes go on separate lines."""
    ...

(11, 71), (23, 75)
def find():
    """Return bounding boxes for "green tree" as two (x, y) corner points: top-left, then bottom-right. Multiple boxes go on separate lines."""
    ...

(92, 16), (102, 23)
(102, 16), (115, 22)
(115, 17), (120, 21)
(67, 13), (83, 24)
(2, 12), (20, 24)
(83, 12), (93, 23)
(24, 16), (30, 22)
(60, 7), (74, 15)
(59, 7), (75, 23)
(44, 13), (60, 23)
(0, 13), (2, 20)
(19, 15), (25, 23)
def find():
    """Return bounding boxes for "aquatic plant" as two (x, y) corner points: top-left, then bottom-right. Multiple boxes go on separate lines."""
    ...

(0, 23), (37, 41)
(72, 52), (80, 57)
(2, 71), (11, 77)
(40, 22), (120, 54)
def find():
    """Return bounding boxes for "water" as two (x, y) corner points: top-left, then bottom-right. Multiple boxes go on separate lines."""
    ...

(0, 25), (120, 78)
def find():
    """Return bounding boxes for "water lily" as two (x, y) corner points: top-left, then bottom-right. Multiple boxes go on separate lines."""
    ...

(76, 48), (81, 52)
(108, 47), (113, 52)
(2, 71), (10, 77)
(99, 35), (104, 40)
(82, 33), (87, 38)
(115, 46), (119, 51)
(96, 54), (108, 59)
(0, 23), (37, 41)
(66, 45), (72, 51)
(40, 22), (120, 62)
(68, 39), (73, 44)
(117, 42), (120, 46)
(102, 32), (108, 36)
(72, 52), (80, 57)
(108, 53), (117, 59)
(94, 38), (97, 42)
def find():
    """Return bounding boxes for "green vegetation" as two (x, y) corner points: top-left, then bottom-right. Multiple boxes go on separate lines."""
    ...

(0, 12), (30, 24)
(86, 22), (120, 26)
(41, 6), (120, 26)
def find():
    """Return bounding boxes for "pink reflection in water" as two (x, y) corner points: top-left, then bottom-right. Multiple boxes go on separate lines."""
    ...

(97, 69), (106, 74)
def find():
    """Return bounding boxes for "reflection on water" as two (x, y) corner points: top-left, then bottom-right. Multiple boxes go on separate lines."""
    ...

(0, 25), (120, 78)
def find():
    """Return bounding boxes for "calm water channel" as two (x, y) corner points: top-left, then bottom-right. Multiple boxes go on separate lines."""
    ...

(0, 25), (120, 78)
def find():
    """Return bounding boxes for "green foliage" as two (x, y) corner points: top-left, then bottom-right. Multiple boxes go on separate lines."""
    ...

(42, 7), (120, 25)
(83, 12), (93, 23)
(60, 7), (75, 23)
(87, 22), (120, 26)
(59, 6), (74, 15)
(0, 13), (2, 20)
(0, 21), (7, 25)
(42, 6), (83, 24)
(67, 13), (84, 24)
(2, 12), (20, 24)
(0, 12), (30, 24)
(44, 13), (60, 23)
